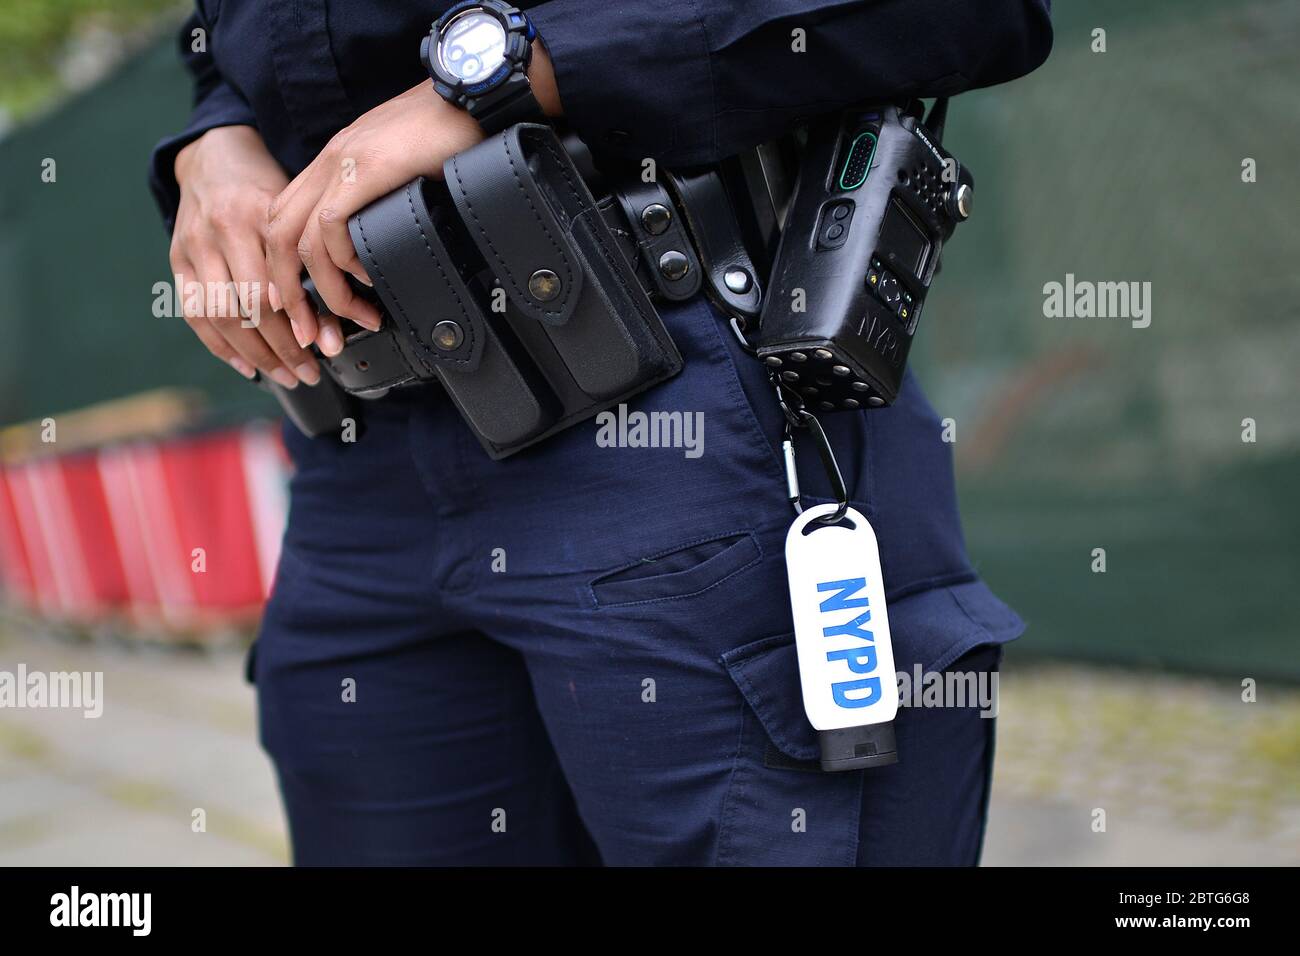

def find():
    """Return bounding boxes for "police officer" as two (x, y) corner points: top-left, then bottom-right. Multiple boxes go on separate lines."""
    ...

(153, 1), (1054, 866)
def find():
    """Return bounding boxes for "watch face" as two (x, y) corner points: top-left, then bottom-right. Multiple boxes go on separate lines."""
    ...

(438, 10), (508, 84)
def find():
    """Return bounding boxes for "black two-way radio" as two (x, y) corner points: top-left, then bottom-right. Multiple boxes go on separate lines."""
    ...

(755, 99), (973, 410)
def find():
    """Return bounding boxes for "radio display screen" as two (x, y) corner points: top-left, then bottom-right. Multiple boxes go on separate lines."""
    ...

(880, 199), (930, 276)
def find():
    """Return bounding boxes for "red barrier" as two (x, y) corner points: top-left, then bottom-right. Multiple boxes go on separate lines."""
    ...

(0, 423), (288, 631)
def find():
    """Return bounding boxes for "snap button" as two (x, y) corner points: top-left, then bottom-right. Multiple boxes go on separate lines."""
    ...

(528, 269), (561, 301)
(432, 320), (463, 351)
(724, 268), (752, 294)
(658, 250), (690, 281)
(641, 203), (672, 235)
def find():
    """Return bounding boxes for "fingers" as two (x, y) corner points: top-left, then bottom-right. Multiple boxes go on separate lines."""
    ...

(189, 251), (296, 389)
(171, 254), (256, 380)
(225, 316), (316, 388)
(297, 215), (382, 346)
(269, 136), (412, 341)
(222, 241), (320, 385)
(291, 155), (383, 336)
(195, 322), (258, 381)
(317, 200), (371, 289)
(264, 169), (323, 349)
(256, 313), (320, 384)
(183, 251), (294, 386)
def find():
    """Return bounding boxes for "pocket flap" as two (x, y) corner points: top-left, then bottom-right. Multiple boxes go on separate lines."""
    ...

(444, 124), (584, 325)
(721, 632), (819, 762)
(350, 178), (488, 373)
(720, 579), (1024, 763)
(890, 578), (1025, 673)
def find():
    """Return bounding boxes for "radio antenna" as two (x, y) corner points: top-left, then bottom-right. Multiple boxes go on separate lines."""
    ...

(924, 97), (949, 144)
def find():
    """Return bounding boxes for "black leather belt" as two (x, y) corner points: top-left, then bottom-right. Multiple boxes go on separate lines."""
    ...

(272, 123), (775, 454)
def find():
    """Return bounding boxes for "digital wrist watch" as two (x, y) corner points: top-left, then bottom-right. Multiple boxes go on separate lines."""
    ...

(421, 1), (542, 134)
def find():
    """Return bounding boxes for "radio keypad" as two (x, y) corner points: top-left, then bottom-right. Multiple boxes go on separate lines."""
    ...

(866, 256), (921, 334)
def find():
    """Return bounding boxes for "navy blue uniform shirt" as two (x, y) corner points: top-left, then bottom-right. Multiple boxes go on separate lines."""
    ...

(150, 0), (1052, 230)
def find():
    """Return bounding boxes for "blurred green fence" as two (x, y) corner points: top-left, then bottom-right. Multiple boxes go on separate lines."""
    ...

(0, 25), (274, 424)
(916, 0), (1300, 678)
(0, 0), (1296, 677)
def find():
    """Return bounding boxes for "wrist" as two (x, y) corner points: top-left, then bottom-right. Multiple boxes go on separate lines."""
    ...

(174, 124), (259, 186)
(173, 136), (203, 187)
(528, 39), (562, 118)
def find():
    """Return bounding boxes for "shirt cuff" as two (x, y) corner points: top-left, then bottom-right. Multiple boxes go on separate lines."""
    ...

(148, 80), (258, 234)
(526, 1), (718, 165)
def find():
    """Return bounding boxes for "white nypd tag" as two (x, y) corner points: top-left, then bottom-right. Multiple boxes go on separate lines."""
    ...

(785, 502), (898, 731)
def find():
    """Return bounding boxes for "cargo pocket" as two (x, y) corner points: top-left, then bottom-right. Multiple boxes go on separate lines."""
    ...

(720, 578), (1025, 767)
(889, 578), (1025, 674)
(720, 632), (819, 764)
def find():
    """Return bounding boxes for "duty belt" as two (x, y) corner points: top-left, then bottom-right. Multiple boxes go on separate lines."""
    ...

(276, 122), (777, 456)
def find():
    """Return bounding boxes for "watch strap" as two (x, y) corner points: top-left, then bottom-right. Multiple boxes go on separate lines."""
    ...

(472, 76), (543, 135)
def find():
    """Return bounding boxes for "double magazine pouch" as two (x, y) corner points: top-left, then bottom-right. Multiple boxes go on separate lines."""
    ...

(319, 123), (682, 459)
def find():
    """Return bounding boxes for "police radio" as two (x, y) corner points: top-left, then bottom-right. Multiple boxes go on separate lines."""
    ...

(756, 100), (972, 409)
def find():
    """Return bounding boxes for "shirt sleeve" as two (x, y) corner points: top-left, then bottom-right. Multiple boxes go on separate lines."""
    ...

(147, 10), (259, 233)
(527, 0), (1054, 165)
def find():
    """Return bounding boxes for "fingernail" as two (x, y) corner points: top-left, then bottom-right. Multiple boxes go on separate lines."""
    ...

(360, 313), (383, 332)
(289, 316), (311, 348)
(352, 270), (373, 287)
(270, 367), (299, 389)
(267, 282), (282, 312)
(295, 362), (321, 386)
(319, 326), (343, 356)
(229, 357), (257, 379)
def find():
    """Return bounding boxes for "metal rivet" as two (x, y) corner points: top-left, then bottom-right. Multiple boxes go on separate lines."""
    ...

(641, 203), (672, 235)
(832, 365), (852, 377)
(763, 355), (783, 367)
(781, 370), (800, 383)
(803, 386), (819, 396)
(819, 401), (835, 411)
(723, 268), (752, 294)
(813, 349), (834, 361)
(789, 351), (807, 362)
(528, 269), (562, 301)
(843, 398), (861, 409)
(432, 320), (463, 351)
(867, 396), (886, 407)
(356, 360), (370, 372)
(658, 250), (690, 281)
(850, 381), (871, 392)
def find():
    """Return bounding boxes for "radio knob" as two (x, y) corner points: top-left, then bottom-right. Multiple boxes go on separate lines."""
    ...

(949, 183), (974, 220)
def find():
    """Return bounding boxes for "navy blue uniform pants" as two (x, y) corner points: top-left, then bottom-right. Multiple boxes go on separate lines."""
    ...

(251, 297), (1023, 866)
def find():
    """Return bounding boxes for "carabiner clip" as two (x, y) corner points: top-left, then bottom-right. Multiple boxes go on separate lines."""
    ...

(775, 379), (850, 524)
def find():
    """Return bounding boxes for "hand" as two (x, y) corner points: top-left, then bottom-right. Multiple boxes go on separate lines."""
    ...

(262, 82), (483, 356)
(171, 125), (319, 388)
(264, 42), (562, 356)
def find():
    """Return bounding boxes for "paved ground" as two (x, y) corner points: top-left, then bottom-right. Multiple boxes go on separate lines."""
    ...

(1, 620), (1296, 866)
(983, 661), (1300, 866)
(0, 622), (285, 866)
